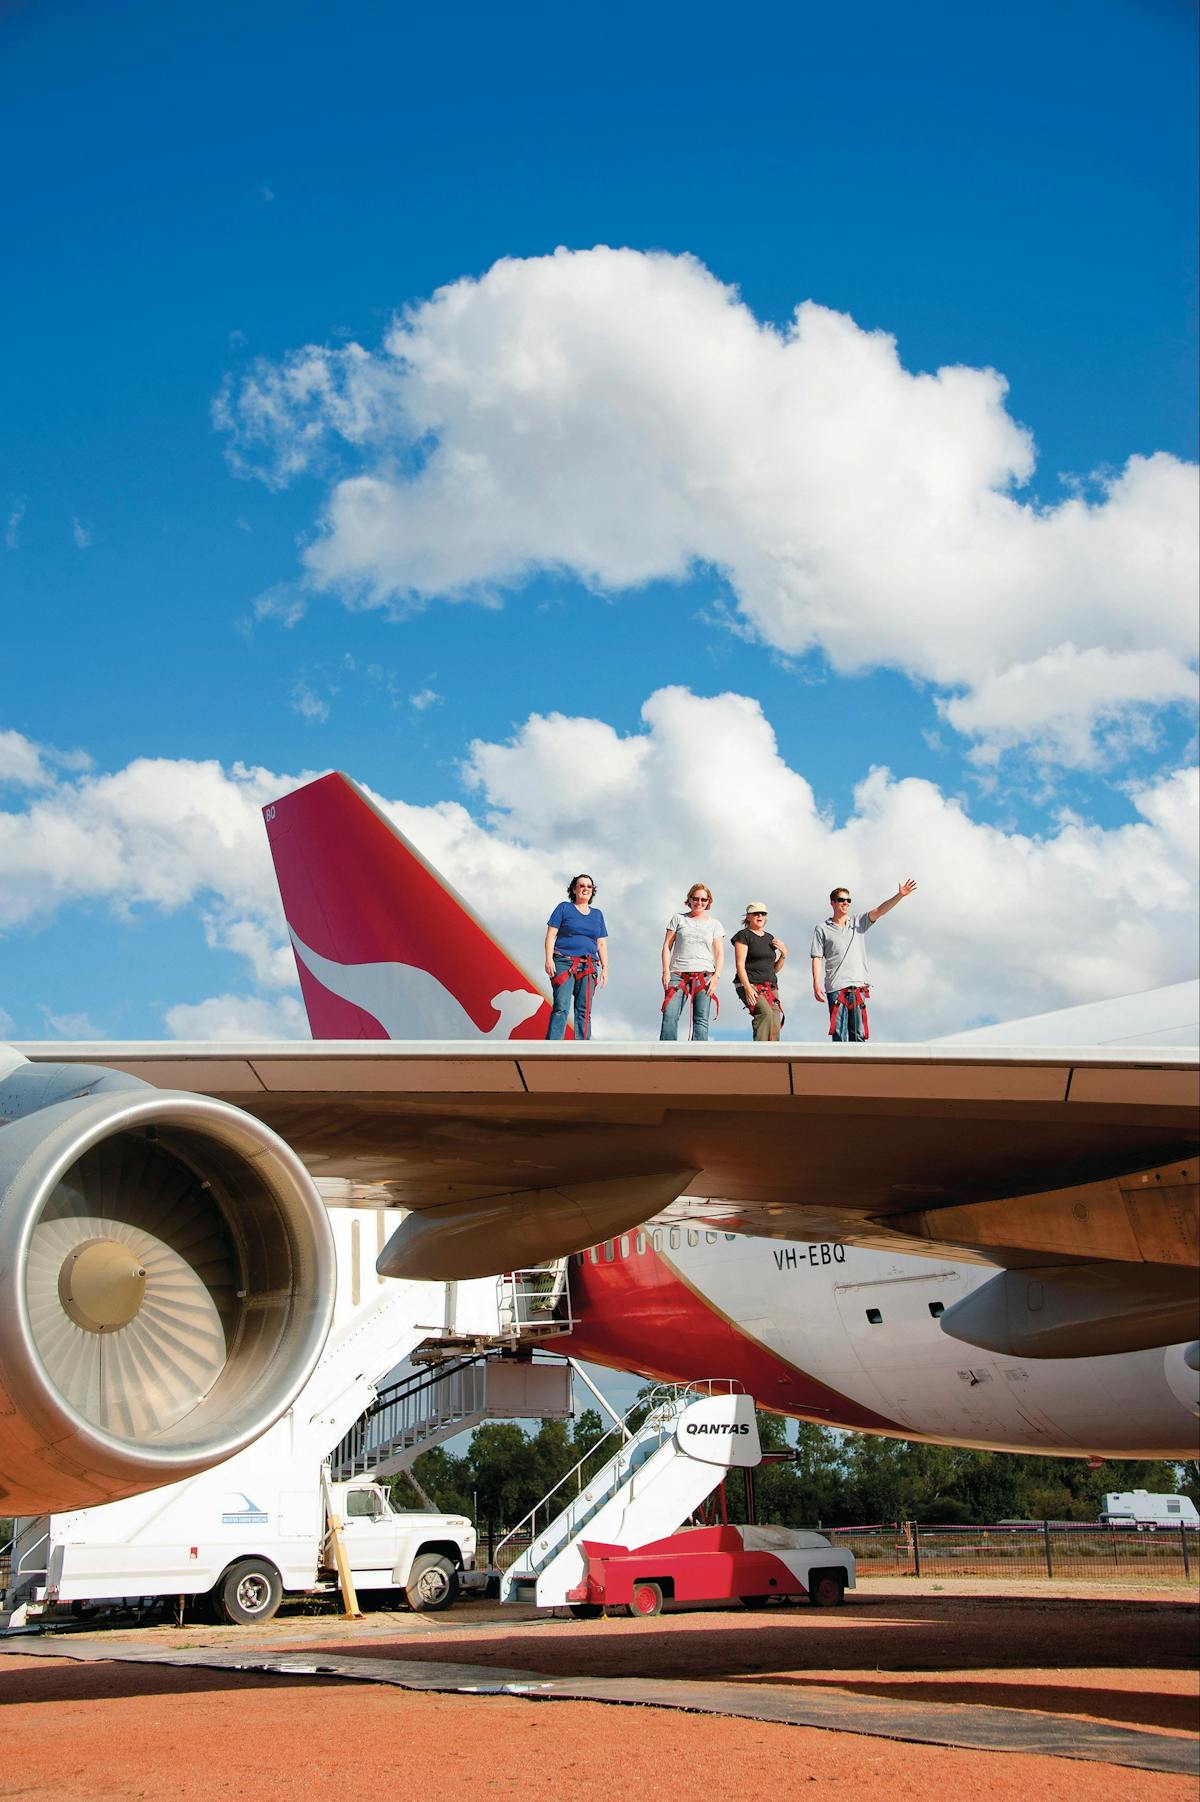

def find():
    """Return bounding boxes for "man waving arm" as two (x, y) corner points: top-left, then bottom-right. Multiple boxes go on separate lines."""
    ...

(867, 878), (917, 924)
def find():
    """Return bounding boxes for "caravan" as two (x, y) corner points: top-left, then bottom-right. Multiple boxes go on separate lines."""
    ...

(1099, 1490), (1199, 1529)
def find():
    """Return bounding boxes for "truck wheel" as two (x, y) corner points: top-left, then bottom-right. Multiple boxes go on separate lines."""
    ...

(807, 1570), (845, 1608)
(631, 1581), (664, 1618)
(218, 1559), (282, 1626)
(405, 1554), (459, 1611)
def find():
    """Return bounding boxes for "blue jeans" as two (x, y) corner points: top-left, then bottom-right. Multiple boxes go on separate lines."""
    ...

(546, 954), (597, 1040)
(660, 978), (713, 1041)
(828, 987), (869, 1042)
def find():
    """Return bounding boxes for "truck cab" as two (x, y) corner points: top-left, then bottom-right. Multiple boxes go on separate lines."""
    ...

(325, 1480), (476, 1610)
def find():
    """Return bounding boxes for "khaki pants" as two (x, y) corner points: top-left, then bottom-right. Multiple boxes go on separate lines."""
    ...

(741, 989), (782, 1042)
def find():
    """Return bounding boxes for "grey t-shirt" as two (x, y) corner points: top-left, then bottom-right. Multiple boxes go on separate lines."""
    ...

(810, 912), (873, 992)
(666, 911), (724, 974)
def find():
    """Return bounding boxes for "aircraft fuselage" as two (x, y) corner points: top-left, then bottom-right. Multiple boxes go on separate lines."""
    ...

(558, 1225), (1199, 1458)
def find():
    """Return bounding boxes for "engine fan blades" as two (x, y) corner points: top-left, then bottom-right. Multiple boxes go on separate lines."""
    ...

(24, 1137), (236, 1440)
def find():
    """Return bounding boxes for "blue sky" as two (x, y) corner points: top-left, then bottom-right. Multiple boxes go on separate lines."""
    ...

(1, 0), (1197, 1045)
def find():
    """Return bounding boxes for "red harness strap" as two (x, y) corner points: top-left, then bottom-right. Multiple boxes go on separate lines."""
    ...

(552, 954), (599, 1038)
(739, 981), (785, 1031)
(661, 970), (719, 1036)
(828, 984), (870, 1040)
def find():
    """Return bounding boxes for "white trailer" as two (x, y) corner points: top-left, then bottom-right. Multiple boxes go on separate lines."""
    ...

(1099, 1489), (1199, 1528)
(5, 1210), (571, 1625)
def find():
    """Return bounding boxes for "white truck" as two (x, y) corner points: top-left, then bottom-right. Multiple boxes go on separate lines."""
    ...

(22, 1471), (474, 1625)
(5, 1208), (571, 1627)
(1099, 1489), (1199, 1529)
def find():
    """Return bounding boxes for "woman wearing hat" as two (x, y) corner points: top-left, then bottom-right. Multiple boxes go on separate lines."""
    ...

(731, 903), (787, 1042)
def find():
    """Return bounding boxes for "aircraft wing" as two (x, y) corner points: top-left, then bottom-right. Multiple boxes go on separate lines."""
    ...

(17, 1037), (1194, 1230)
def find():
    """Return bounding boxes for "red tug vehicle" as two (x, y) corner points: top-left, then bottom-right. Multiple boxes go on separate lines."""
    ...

(500, 1384), (855, 1617)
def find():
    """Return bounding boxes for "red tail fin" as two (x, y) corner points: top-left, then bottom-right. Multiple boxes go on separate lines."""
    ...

(263, 773), (552, 1040)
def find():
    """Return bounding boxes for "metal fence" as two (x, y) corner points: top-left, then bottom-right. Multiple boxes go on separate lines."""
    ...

(479, 1521), (1195, 1580)
(824, 1521), (1196, 1580)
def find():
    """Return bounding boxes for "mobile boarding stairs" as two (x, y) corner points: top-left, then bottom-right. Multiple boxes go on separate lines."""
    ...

(498, 1383), (855, 1614)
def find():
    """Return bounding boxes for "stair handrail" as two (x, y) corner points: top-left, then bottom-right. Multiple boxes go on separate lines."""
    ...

(494, 1384), (689, 1569)
(330, 1354), (489, 1476)
(3, 1524), (50, 1599)
(372, 1353), (485, 1414)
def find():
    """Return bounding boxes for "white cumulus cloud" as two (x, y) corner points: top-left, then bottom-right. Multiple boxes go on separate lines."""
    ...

(164, 992), (307, 1040)
(0, 730), (51, 789)
(0, 740), (322, 960)
(940, 645), (1200, 770)
(453, 688), (1199, 1039)
(215, 247), (1199, 767)
(290, 680), (331, 724)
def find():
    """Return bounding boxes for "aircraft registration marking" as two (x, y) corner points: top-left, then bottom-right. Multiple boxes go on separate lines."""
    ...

(773, 1243), (847, 1269)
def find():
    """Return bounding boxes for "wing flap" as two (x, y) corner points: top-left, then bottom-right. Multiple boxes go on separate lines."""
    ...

(891, 1160), (1197, 1266)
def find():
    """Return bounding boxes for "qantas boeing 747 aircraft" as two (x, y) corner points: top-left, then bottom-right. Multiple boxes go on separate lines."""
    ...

(263, 774), (1199, 1461)
(2, 771), (1196, 1517)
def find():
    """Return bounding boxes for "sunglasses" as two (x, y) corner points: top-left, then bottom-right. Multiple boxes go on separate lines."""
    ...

(689, 895), (711, 905)
(833, 896), (851, 904)
(748, 910), (767, 917)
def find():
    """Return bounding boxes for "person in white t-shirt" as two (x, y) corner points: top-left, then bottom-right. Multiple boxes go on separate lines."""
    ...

(660, 883), (724, 1042)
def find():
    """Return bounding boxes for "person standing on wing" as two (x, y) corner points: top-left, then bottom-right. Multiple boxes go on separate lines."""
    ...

(811, 880), (917, 1042)
(660, 883), (724, 1041)
(732, 904), (787, 1042)
(545, 874), (608, 1040)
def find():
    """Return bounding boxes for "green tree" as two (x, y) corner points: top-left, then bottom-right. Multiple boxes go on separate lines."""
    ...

(791, 1421), (852, 1524)
(464, 1421), (540, 1531)
(398, 1445), (473, 1516)
(840, 1435), (907, 1524)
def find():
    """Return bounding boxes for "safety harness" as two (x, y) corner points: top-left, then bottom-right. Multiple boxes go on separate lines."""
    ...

(661, 970), (719, 1038)
(552, 954), (599, 1039)
(828, 984), (870, 1040)
(737, 981), (785, 1032)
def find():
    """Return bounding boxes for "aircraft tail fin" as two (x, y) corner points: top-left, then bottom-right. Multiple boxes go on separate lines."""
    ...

(263, 773), (552, 1040)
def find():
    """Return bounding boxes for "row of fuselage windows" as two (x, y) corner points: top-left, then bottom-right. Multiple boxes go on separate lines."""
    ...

(573, 1228), (738, 1266)
(573, 1234), (949, 1329)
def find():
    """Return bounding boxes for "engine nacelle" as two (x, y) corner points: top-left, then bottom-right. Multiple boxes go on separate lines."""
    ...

(938, 1260), (1199, 1358)
(0, 1060), (334, 1514)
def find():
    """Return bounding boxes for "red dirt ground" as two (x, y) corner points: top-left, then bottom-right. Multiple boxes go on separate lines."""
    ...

(1, 1587), (1195, 1801)
(0, 1654), (1194, 1802)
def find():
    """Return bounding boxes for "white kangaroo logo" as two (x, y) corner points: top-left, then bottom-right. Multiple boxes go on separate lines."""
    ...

(289, 928), (544, 1040)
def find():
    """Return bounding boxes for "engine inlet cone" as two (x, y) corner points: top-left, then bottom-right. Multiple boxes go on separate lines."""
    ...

(58, 1238), (148, 1333)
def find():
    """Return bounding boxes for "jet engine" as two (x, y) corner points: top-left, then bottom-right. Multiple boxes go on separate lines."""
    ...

(0, 1060), (334, 1515)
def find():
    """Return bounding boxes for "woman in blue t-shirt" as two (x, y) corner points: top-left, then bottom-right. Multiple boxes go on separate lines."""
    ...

(544, 874), (608, 1040)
